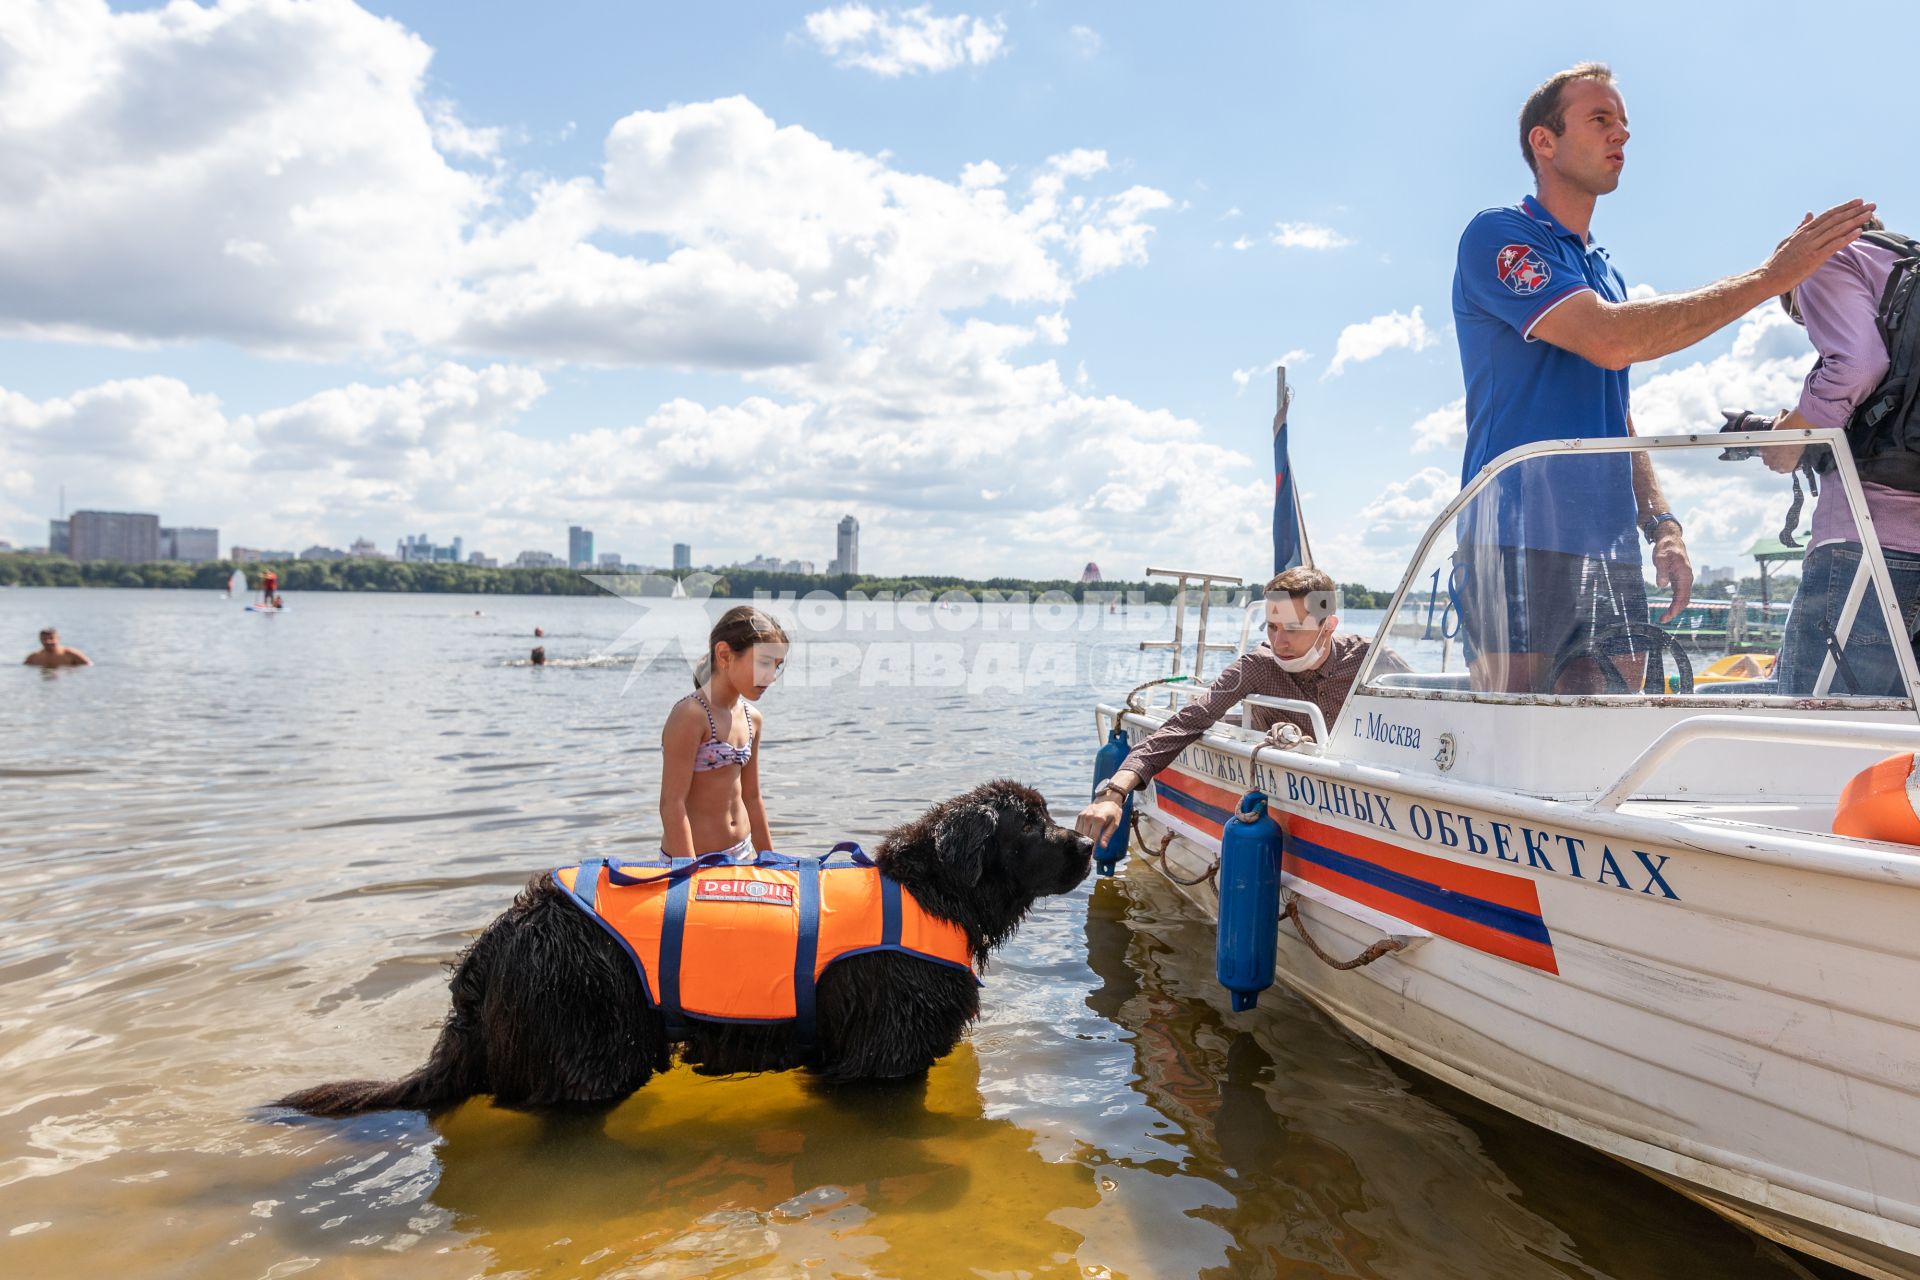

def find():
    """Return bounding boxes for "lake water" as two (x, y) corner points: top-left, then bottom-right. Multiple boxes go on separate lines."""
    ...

(0, 587), (1841, 1279)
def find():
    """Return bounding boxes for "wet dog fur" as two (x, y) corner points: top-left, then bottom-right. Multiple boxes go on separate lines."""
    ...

(277, 780), (1091, 1116)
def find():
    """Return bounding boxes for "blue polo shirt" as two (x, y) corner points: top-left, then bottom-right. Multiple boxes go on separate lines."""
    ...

(1452, 195), (1637, 561)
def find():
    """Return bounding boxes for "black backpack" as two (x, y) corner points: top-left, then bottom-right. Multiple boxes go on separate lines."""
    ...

(1820, 229), (1920, 489)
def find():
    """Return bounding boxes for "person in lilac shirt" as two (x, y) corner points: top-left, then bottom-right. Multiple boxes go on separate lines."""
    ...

(1765, 221), (1920, 696)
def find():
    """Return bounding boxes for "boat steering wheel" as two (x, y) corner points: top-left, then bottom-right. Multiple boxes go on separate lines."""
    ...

(1543, 621), (1694, 696)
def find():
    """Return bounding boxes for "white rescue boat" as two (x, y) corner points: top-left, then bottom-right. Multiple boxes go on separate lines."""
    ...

(1098, 428), (1920, 1279)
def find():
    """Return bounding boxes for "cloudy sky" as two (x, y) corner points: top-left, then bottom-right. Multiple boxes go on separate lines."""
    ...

(1, 0), (1912, 582)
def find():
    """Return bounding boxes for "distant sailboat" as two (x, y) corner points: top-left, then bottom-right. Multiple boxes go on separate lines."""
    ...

(226, 569), (246, 598)
(670, 577), (687, 599)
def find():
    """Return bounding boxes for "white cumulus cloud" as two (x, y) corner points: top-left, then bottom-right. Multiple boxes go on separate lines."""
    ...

(1324, 306), (1437, 378)
(802, 4), (1007, 77)
(1270, 221), (1353, 251)
(1232, 349), (1312, 389)
(0, 359), (1268, 578)
(1410, 397), (1466, 454)
(1358, 467), (1456, 525)
(0, 0), (487, 355)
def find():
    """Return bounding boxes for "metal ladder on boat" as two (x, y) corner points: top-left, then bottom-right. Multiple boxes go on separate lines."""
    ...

(1139, 567), (1244, 706)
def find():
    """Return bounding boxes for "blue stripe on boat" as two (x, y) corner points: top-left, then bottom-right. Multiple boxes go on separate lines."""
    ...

(1153, 779), (1231, 827)
(1287, 834), (1552, 946)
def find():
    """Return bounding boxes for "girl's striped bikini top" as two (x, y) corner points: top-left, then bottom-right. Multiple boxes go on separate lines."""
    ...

(687, 691), (754, 772)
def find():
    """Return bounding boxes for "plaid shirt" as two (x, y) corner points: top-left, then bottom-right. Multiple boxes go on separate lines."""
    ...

(1118, 635), (1405, 784)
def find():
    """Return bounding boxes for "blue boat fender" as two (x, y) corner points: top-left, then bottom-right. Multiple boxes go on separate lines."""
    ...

(1216, 790), (1282, 1012)
(1090, 726), (1134, 876)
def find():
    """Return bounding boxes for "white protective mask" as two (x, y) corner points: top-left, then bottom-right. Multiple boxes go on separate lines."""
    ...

(1272, 622), (1333, 673)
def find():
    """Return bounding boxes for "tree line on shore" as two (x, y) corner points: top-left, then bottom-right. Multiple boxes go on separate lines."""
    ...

(0, 552), (1385, 606)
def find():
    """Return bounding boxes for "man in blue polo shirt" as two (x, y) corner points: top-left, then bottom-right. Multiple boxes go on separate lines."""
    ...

(1453, 62), (1873, 693)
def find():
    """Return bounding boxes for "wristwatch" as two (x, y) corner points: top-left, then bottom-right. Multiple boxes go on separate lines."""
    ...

(1640, 511), (1682, 544)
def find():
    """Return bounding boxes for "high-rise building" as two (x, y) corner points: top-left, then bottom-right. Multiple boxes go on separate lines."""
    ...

(396, 534), (463, 563)
(597, 552), (624, 569)
(70, 510), (161, 562)
(515, 550), (564, 568)
(49, 519), (70, 557)
(569, 526), (594, 570)
(829, 514), (859, 576)
(161, 527), (219, 562)
(348, 537), (383, 559)
(673, 542), (692, 572)
(735, 554), (818, 574)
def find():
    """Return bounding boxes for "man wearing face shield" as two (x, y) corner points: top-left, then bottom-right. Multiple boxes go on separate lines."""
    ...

(1075, 566), (1408, 848)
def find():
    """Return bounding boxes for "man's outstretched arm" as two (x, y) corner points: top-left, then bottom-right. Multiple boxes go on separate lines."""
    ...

(1532, 200), (1874, 370)
(1075, 659), (1256, 845)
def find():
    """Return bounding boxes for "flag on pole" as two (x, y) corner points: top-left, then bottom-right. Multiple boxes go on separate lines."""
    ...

(1272, 367), (1312, 572)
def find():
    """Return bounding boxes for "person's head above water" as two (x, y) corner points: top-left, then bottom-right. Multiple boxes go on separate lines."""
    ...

(696, 605), (789, 699)
(530, 645), (546, 666)
(39, 627), (58, 651)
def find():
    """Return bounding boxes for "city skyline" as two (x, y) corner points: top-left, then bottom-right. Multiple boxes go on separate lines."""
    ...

(11, 503), (897, 577)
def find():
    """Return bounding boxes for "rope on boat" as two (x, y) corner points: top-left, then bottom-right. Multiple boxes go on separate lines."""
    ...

(1160, 853), (1219, 887)
(1127, 809), (1216, 884)
(1123, 674), (1199, 713)
(1127, 808), (1176, 860)
(1281, 893), (1407, 971)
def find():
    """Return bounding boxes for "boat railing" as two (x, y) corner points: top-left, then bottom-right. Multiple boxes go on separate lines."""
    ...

(1235, 596), (1266, 654)
(1238, 694), (1330, 747)
(1355, 426), (1920, 706)
(1138, 566), (1244, 698)
(1591, 714), (1920, 812)
(1138, 685), (1330, 749)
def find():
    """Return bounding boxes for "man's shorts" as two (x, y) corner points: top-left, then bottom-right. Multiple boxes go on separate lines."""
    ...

(1454, 545), (1648, 671)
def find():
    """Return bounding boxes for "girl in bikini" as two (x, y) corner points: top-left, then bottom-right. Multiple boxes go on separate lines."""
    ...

(659, 605), (789, 860)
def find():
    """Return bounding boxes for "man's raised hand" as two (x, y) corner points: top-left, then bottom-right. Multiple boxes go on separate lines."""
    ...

(1762, 200), (1876, 295)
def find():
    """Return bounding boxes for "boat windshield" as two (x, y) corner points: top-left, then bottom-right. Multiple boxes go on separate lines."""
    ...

(1359, 432), (1919, 705)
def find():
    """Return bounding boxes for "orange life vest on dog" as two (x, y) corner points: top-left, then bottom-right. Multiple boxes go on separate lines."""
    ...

(552, 847), (974, 1045)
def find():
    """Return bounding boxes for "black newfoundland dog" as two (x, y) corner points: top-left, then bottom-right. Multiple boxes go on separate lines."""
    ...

(278, 780), (1091, 1116)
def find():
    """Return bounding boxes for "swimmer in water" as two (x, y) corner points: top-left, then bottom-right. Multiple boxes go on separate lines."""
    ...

(659, 605), (788, 860)
(24, 627), (91, 668)
(534, 626), (544, 637)
(531, 645), (547, 666)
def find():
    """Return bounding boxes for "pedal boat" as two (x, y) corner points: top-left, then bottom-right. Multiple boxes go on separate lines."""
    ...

(1096, 428), (1920, 1279)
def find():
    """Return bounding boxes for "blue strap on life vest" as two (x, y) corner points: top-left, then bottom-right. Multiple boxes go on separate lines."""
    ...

(657, 869), (693, 1041)
(605, 850), (731, 886)
(792, 856), (822, 1055)
(827, 841), (876, 867)
(573, 859), (603, 912)
(879, 874), (902, 947)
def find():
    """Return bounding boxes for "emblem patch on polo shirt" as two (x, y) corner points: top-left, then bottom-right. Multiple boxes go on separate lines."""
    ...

(1495, 243), (1552, 295)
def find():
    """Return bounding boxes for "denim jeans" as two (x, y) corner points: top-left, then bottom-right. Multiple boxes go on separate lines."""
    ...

(1775, 541), (1920, 696)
